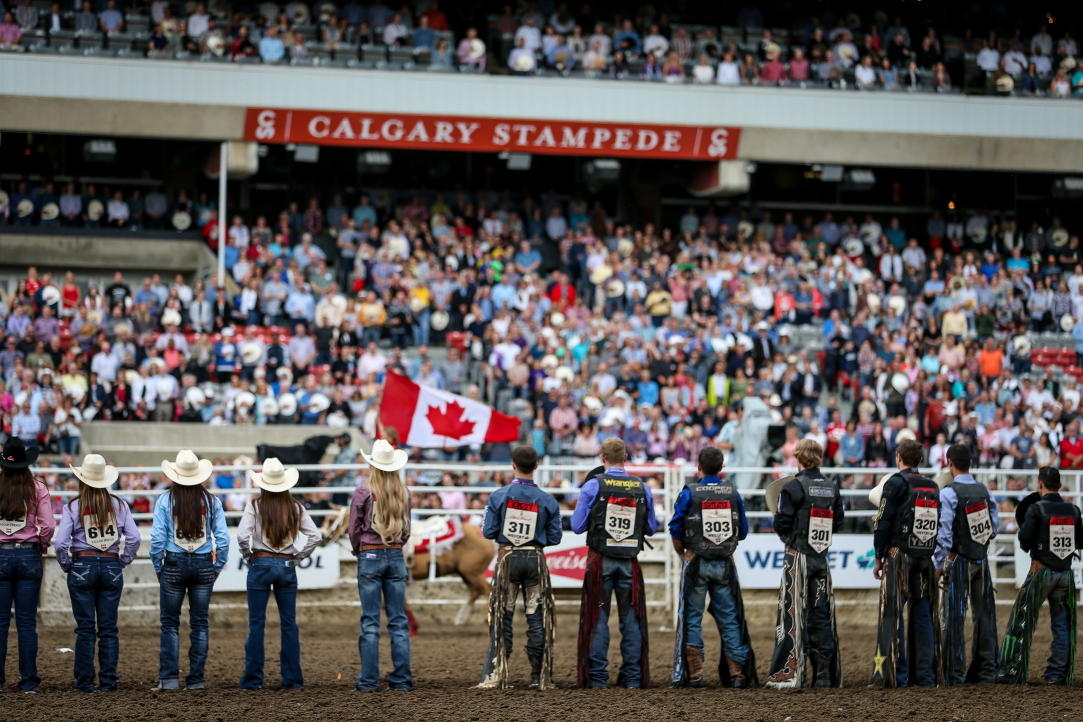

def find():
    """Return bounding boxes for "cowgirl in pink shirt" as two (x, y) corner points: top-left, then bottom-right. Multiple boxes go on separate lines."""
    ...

(0, 437), (56, 693)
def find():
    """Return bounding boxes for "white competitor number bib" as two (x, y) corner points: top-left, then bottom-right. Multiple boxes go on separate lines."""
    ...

(702, 500), (733, 545)
(605, 496), (637, 542)
(501, 500), (539, 546)
(912, 498), (938, 543)
(1049, 516), (1076, 560)
(0, 515), (27, 536)
(173, 509), (208, 552)
(964, 501), (993, 546)
(808, 508), (833, 553)
(83, 510), (119, 552)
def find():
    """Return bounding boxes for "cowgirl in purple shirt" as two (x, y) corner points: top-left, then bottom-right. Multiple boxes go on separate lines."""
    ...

(53, 454), (140, 693)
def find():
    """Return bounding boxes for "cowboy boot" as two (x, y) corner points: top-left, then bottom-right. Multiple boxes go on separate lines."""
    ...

(812, 654), (833, 688)
(726, 655), (747, 689)
(686, 647), (705, 688)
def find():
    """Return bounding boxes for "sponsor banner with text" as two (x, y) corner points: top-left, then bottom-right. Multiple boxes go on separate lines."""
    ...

(245, 108), (740, 160)
(735, 534), (879, 589)
(213, 533), (340, 592)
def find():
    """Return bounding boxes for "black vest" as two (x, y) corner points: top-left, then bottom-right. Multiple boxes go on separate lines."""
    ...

(789, 470), (837, 558)
(681, 481), (741, 559)
(586, 474), (648, 558)
(889, 470), (939, 559)
(1032, 497), (1081, 572)
(949, 481), (994, 561)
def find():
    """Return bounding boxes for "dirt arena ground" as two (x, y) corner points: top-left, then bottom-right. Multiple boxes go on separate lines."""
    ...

(3, 617), (1081, 722)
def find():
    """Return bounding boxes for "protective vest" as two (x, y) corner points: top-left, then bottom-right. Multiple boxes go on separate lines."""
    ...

(586, 474), (648, 558)
(789, 470), (837, 558)
(949, 481), (994, 561)
(890, 471), (939, 559)
(681, 481), (741, 559)
(1032, 498), (1080, 572)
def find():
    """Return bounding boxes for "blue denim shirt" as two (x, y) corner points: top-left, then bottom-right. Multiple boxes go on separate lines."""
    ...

(570, 467), (658, 535)
(150, 492), (231, 574)
(482, 479), (563, 546)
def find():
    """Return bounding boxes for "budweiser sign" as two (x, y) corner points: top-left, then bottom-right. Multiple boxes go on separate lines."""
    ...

(244, 108), (741, 160)
(485, 535), (591, 588)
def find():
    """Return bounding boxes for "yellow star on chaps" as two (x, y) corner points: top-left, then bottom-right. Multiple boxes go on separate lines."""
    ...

(873, 647), (887, 676)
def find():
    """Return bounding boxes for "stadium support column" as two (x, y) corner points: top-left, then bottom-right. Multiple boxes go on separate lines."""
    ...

(218, 141), (228, 290)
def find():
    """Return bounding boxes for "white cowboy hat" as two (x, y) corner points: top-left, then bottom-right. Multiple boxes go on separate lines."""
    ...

(513, 52), (534, 72)
(866, 294), (882, 313)
(617, 238), (635, 258)
(308, 393), (330, 413)
(87, 199), (104, 220)
(185, 387), (207, 409)
(249, 457), (300, 493)
(737, 220), (755, 238)
(540, 353), (559, 369)
(40, 286), (61, 308)
(845, 239), (865, 258)
(430, 310), (450, 331)
(555, 365), (575, 382)
(64, 384), (86, 403)
(259, 396), (279, 417)
(895, 428), (917, 443)
(735, 332), (754, 352)
(589, 265), (613, 285)
(868, 471), (897, 506)
(995, 74), (1014, 92)
(606, 279), (626, 299)
(161, 449), (214, 486)
(0, 190), (8, 209)
(172, 210), (192, 230)
(888, 296), (907, 315)
(667, 334), (686, 347)
(17, 199), (35, 218)
(1062, 314), (1075, 333)
(768, 393), (783, 407)
(1013, 335), (1032, 355)
(330, 295), (347, 312)
(891, 372), (910, 394)
(550, 312), (565, 328)
(275, 365), (294, 380)
(236, 391), (256, 409)
(362, 438), (408, 472)
(40, 202), (59, 221)
(583, 396), (604, 412)
(157, 383), (174, 401)
(326, 410), (349, 428)
(70, 454), (119, 489)
(934, 469), (953, 490)
(1052, 228), (1070, 247)
(161, 309), (182, 327)
(278, 392), (298, 416)
(968, 226), (988, 242)
(765, 475), (795, 514)
(467, 38), (486, 59)
(241, 342), (263, 364)
(409, 296), (427, 314)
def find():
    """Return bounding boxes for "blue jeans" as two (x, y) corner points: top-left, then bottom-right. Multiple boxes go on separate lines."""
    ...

(159, 552), (216, 689)
(57, 435), (81, 456)
(589, 556), (643, 688)
(357, 548), (412, 690)
(685, 557), (748, 664)
(0, 548), (43, 691)
(412, 310), (430, 347)
(67, 555), (124, 692)
(1041, 569), (1074, 683)
(241, 558), (302, 690)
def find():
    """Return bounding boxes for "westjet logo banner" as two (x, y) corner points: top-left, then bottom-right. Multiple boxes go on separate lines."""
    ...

(735, 534), (878, 589)
(245, 108), (741, 160)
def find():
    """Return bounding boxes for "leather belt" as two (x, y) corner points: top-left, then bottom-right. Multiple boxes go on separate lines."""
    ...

(74, 551), (119, 558)
(499, 543), (542, 551)
(252, 551), (295, 559)
(360, 544), (402, 550)
(0, 542), (39, 551)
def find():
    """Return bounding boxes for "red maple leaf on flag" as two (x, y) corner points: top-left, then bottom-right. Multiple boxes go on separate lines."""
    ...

(426, 401), (476, 440)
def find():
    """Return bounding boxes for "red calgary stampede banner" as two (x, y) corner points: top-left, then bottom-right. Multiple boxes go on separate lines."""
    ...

(244, 107), (741, 160)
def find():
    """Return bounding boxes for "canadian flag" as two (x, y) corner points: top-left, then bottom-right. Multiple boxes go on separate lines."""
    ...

(378, 372), (521, 448)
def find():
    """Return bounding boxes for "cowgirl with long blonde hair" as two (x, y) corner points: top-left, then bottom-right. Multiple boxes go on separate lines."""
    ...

(348, 440), (413, 691)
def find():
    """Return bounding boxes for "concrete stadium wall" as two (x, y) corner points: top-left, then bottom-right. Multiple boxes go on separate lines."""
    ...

(4, 55), (1083, 171)
(79, 422), (368, 467)
(0, 233), (220, 278)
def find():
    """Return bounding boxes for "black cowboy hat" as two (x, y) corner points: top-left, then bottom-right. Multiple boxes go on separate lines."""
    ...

(1015, 491), (1041, 528)
(0, 437), (39, 469)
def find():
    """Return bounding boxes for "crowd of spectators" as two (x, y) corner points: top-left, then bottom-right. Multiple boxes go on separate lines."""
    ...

(1, 0), (1081, 97)
(3, 179), (1083, 531)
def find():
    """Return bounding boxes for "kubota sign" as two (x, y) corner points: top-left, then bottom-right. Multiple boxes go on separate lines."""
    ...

(244, 107), (741, 160)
